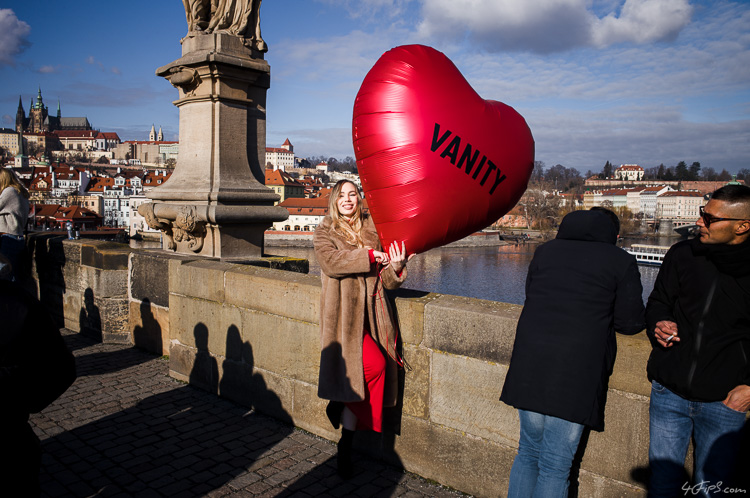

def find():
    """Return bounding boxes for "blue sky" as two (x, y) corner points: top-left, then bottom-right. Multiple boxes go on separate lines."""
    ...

(1, 0), (748, 174)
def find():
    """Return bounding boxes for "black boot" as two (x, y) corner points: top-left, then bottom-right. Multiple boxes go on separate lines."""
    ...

(337, 428), (355, 479)
(326, 401), (344, 429)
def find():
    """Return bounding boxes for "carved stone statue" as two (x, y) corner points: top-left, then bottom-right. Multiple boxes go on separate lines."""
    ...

(182, 0), (267, 52)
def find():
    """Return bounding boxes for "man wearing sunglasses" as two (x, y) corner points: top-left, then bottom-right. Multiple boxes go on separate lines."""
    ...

(646, 184), (750, 497)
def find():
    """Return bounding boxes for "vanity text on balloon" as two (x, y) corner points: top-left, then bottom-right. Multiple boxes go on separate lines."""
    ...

(430, 123), (507, 195)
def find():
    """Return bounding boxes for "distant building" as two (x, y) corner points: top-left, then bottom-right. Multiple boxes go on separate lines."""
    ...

(0, 128), (22, 156)
(297, 176), (326, 198)
(118, 140), (178, 166)
(640, 186), (674, 219)
(265, 138), (295, 171)
(142, 170), (172, 190)
(95, 132), (121, 151)
(265, 168), (305, 204)
(272, 195), (330, 231)
(53, 130), (99, 152)
(656, 191), (705, 220)
(614, 164), (644, 181)
(30, 203), (101, 231)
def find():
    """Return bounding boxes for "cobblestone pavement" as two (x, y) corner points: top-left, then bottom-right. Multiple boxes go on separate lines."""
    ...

(30, 331), (469, 498)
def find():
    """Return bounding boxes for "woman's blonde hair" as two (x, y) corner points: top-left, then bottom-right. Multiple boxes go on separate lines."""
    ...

(328, 180), (365, 248)
(0, 168), (30, 199)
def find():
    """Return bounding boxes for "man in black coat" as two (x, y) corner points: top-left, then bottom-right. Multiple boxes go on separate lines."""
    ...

(500, 208), (645, 497)
(0, 255), (77, 496)
(646, 184), (750, 497)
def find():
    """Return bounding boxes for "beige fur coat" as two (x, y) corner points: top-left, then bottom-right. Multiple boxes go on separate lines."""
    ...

(314, 214), (406, 406)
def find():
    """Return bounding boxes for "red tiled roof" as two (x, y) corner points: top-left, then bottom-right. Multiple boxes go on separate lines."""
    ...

(265, 169), (303, 186)
(278, 196), (330, 209)
(616, 164), (643, 171)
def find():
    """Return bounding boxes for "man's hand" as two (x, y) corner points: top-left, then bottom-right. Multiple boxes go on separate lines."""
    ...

(654, 320), (680, 348)
(723, 385), (750, 412)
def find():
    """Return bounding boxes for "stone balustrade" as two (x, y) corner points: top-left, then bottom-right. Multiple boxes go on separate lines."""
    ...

(23, 234), (655, 497)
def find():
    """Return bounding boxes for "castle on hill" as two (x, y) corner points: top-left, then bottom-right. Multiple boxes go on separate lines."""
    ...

(15, 87), (92, 133)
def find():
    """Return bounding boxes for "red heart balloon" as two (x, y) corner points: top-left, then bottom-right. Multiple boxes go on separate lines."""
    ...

(352, 44), (535, 255)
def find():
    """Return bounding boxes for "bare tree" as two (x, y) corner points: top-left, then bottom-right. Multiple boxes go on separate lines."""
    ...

(518, 188), (561, 230)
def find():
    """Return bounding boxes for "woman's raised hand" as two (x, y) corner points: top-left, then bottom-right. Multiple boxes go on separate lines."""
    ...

(388, 241), (413, 273)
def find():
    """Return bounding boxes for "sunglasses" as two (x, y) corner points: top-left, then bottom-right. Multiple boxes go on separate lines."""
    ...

(699, 206), (747, 228)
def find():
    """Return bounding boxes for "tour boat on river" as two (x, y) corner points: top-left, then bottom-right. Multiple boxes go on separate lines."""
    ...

(625, 244), (670, 266)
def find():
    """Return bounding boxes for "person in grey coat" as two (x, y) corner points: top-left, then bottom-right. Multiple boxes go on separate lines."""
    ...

(0, 168), (30, 280)
(500, 208), (645, 498)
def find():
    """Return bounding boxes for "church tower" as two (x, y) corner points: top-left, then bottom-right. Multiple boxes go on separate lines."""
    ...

(149, 124), (156, 141)
(157, 126), (163, 141)
(15, 96), (26, 133)
(29, 87), (49, 132)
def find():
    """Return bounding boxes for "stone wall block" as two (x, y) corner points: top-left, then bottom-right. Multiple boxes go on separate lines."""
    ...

(169, 342), (219, 393)
(79, 266), (127, 298)
(394, 415), (517, 498)
(59, 241), (83, 293)
(581, 390), (650, 486)
(239, 309), (320, 384)
(169, 294), (242, 357)
(225, 265), (321, 324)
(129, 300), (170, 355)
(611, 333), (652, 397)
(80, 241), (130, 270)
(170, 260), (236, 302)
(424, 295), (521, 363)
(430, 352), (519, 447)
(401, 345), (430, 419)
(130, 250), (194, 307)
(100, 298), (130, 342)
(577, 470), (646, 498)
(391, 289), (440, 346)
(292, 381), (339, 440)
(61, 290), (82, 332)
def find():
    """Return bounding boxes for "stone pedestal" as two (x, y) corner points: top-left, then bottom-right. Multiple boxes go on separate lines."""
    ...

(139, 32), (287, 259)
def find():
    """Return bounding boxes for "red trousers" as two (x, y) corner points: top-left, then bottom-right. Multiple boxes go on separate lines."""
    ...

(346, 331), (386, 432)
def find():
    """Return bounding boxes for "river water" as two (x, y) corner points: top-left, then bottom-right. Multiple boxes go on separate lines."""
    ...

(133, 236), (682, 305)
(265, 235), (682, 306)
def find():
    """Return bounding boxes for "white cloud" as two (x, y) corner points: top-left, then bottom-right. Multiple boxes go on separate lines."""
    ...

(0, 9), (31, 65)
(37, 65), (58, 74)
(591, 0), (693, 47)
(416, 0), (693, 53)
(2, 114), (14, 126)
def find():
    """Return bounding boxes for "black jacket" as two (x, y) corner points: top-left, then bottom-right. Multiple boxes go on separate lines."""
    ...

(500, 210), (645, 431)
(646, 237), (750, 402)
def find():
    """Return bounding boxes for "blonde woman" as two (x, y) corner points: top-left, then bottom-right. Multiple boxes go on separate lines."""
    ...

(0, 168), (30, 279)
(313, 180), (412, 478)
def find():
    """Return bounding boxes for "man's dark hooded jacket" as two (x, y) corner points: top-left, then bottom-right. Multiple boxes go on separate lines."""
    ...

(500, 210), (645, 431)
(646, 237), (750, 402)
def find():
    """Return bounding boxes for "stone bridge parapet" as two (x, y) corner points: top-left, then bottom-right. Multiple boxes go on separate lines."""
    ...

(23, 234), (655, 497)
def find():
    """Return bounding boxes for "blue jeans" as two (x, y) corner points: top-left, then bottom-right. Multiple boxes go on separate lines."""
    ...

(649, 380), (747, 497)
(507, 409), (585, 498)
